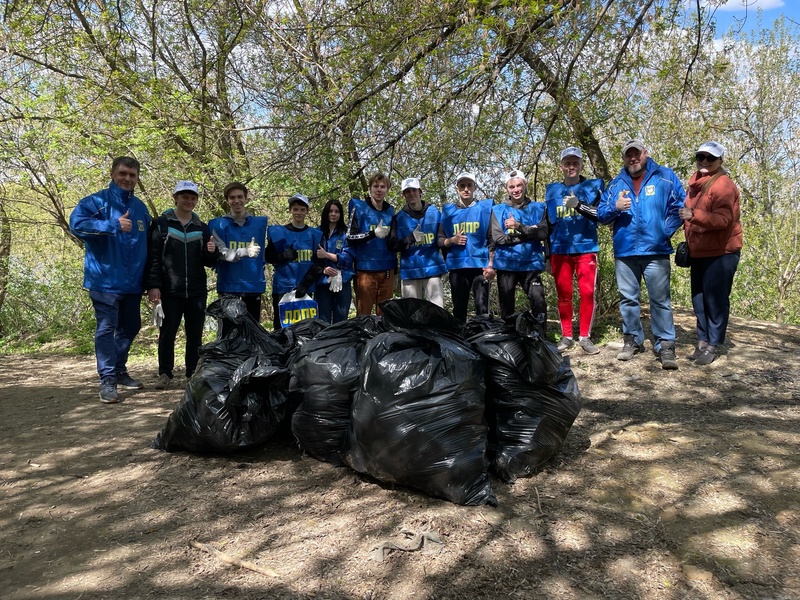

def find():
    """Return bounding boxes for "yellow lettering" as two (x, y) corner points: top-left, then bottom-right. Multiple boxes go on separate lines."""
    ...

(556, 206), (578, 218)
(454, 221), (480, 234)
(297, 249), (313, 261)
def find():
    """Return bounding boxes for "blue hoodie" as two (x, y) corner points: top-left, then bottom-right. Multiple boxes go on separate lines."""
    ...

(69, 181), (151, 294)
(597, 158), (685, 258)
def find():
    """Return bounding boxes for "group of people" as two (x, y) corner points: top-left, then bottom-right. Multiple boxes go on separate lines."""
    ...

(70, 138), (742, 403)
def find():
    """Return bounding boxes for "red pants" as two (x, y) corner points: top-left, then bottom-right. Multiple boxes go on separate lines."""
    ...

(551, 253), (597, 338)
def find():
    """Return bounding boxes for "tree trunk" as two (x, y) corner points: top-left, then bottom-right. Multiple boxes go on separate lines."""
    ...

(0, 198), (12, 337)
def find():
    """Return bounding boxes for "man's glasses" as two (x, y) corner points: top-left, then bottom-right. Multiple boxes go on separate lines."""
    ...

(695, 153), (719, 162)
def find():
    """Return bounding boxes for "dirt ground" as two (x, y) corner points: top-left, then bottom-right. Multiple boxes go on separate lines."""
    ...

(1, 308), (799, 600)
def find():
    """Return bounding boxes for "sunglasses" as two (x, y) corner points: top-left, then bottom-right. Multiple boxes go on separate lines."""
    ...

(695, 153), (720, 162)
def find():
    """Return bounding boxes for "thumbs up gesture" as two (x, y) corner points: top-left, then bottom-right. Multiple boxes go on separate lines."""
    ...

(412, 224), (425, 243)
(374, 219), (389, 239)
(246, 236), (261, 257)
(118, 209), (132, 232)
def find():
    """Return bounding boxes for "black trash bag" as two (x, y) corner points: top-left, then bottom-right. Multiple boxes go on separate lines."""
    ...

(467, 312), (582, 482)
(342, 329), (496, 506)
(152, 297), (290, 452)
(268, 318), (329, 367)
(379, 297), (462, 334)
(290, 316), (386, 465)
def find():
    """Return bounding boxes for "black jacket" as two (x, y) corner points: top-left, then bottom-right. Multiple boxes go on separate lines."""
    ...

(145, 209), (218, 298)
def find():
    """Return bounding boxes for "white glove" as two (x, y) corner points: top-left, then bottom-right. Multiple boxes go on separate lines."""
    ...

(412, 225), (425, 243)
(329, 272), (343, 293)
(152, 302), (165, 328)
(374, 219), (389, 239)
(563, 194), (579, 209)
(246, 237), (261, 257)
(212, 229), (241, 262)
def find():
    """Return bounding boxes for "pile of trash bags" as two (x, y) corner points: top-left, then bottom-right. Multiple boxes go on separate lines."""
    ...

(153, 297), (582, 506)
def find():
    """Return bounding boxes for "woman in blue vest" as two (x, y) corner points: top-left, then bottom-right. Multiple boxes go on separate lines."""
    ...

(315, 199), (354, 323)
(264, 194), (323, 329)
(388, 177), (448, 306)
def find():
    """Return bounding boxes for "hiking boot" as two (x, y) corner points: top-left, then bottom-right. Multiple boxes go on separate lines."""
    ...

(659, 342), (679, 370)
(99, 378), (119, 404)
(688, 343), (709, 361)
(556, 336), (574, 352)
(154, 373), (173, 390)
(695, 346), (717, 366)
(616, 334), (643, 361)
(117, 372), (143, 390)
(578, 338), (600, 355)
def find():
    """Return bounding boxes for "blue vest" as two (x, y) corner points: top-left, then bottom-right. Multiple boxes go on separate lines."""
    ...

(492, 201), (546, 271)
(319, 229), (354, 285)
(268, 225), (323, 294)
(546, 179), (604, 254)
(395, 205), (447, 280)
(208, 214), (268, 294)
(349, 198), (396, 271)
(440, 199), (492, 270)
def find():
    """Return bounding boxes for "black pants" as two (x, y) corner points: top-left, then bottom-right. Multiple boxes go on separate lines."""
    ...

(449, 268), (490, 323)
(158, 295), (207, 378)
(497, 270), (547, 332)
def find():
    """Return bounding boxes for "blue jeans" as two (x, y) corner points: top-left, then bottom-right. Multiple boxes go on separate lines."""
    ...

(90, 291), (142, 381)
(315, 280), (352, 324)
(690, 251), (739, 346)
(615, 256), (674, 352)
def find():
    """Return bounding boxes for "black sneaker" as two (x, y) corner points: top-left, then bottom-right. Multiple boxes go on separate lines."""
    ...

(617, 334), (643, 361)
(99, 378), (119, 404)
(117, 372), (143, 390)
(659, 342), (679, 370)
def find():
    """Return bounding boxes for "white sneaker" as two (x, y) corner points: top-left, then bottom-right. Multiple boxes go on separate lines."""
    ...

(154, 373), (173, 390)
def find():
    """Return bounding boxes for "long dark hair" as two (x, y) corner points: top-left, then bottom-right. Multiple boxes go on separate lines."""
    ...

(321, 199), (347, 237)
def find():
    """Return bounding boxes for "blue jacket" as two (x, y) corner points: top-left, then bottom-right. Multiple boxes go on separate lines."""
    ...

(208, 214), (268, 294)
(597, 158), (685, 257)
(546, 178), (604, 255)
(69, 181), (151, 294)
(266, 224), (324, 295)
(318, 229), (354, 285)
(439, 199), (493, 270)
(392, 203), (447, 280)
(490, 198), (547, 272)
(347, 197), (397, 272)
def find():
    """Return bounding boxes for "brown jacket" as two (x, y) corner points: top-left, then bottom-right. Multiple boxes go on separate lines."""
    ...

(683, 170), (743, 258)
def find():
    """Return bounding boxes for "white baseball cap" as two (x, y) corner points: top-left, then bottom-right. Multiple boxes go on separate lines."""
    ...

(401, 177), (422, 192)
(621, 139), (646, 155)
(696, 141), (726, 158)
(455, 172), (477, 185)
(560, 146), (583, 160)
(173, 180), (199, 195)
(503, 169), (526, 185)
(287, 193), (310, 207)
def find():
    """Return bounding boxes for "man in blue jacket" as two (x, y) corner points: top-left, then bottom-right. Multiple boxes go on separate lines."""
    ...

(597, 139), (685, 369)
(70, 157), (151, 403)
